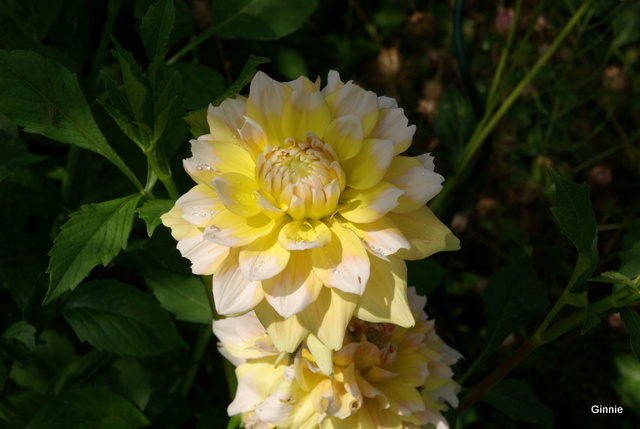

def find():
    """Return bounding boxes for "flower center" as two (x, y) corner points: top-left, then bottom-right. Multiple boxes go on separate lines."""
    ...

(256, 132), (345, 220)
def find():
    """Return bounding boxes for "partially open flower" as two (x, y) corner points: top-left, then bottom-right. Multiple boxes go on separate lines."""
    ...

(162, 71), (459, 354)
(214, 287), (462, 429)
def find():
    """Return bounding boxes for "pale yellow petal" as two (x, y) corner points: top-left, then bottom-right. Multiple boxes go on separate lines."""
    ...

(206, 96), (246, 141)
(281, 89), (331, 141)
(175, 184), (225, 227)
(340, 216), (410, 260)
(211, 172), (260, 217)
(246, 71), (291, 144)
(369, 106), (416, 155)
(213, 249), (264, 315)
(306, 334), (333, 376)
(325, 81), (379, 136)
(255, 299), (309, 353)
(184, 139), (255, 184)
(262, 250), (323, 318)
(296, 287), (358, 351)
(238, 222), (290, 280)
(287, 75), (321, 92)
(176, 233), (230, 275)
(338, 182), (404, 223)
(204, 210), (273, 247)
(323, 115), (364, 161)
(341, 139), (394, 190)
(311, 221), (370, 295)
(238, 116), (269, 158)
(355, 255), (414, 327)
(384, 155), (444, 212)
(388, 206), (460, 260)
(161, 205), (193, 241)
(278, 219), (332, 251)
(321, 70), (345, 96)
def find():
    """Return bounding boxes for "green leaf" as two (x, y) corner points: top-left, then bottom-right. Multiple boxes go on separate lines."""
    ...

(620, 307), (640, 360)
(478, 257), (548, 367)
(549, 168), (598, 257)
(564, 291), (588, 307)
(2, 321), (37, 352)
(613, 3), (640, 48)
(62, 280), (186, 357)
(185, 109), (209, 138)
(0, 50), (142, 189)
(144, 270), (212, 324)
(0, 132), (45, 181)
(212, 0), (318, 40)
(45, 194), (143, 304)
(27, 388), (149, 429)
(137, 199), (174, 236)
(589, 271), (633, 286)
(173, 63), (226, 110)
(213, 55), (270, 106)
(110, 43), (150, 126)
(620, 241), (640, 279)
(227, 414), (242, 429)
(481, 379), (553, 429)
(581, 303), (601, 335)
(141, 0), (176, 62)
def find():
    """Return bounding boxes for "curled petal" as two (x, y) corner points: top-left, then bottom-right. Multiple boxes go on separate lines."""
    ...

(339, 182), (404, 224)
(384, 155), (444, 212)
(262, 250), (323, 319)
(369, 107), (416, 155)
(278, 219), (332, 251)
(213, 250), (264, 315)
(388, 206), (460, 260)
(325, 81), (379, 136)
(207, 96), (247, 141)
(341, 139), (394, 190)
(212, 172), (261, 217)
(312, 221), (369, 295)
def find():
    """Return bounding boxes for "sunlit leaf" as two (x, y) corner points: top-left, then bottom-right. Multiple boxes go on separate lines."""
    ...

(0, 50), (141, 188)
(45, 194), (142, 304)
(212, 0), (318, 41)
(62, 280), (186, 356)
(144, 270), (212, 324)
(137, 199), (174, 236)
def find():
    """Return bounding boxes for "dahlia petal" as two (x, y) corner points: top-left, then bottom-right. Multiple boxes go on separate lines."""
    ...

(184, 139), (255, 183)
(377, 95), (398, 109)
(341, 216), (410, 260)
(213, 250), (264, 315)
(312, 222), (370, 295)
(407, 286), (428, 315)
(161, 205), (194, 241)
(204, 210), (273, 247)
(306, 334), (334, 377)
(255, 381), (297, 424)
(341, 139), (394, 190)
(378, 379), (426, 416)
(323, 115), (364, 161)
(388, 206), (460, 260)
(321, 70), (344, 96)
(227, 364), (265, 415)
(238, 116), (270, 158)
(255, 299), (309, 353)
(384, 155), (444, 212)
(175, 184), (225, 227)
(325, 81), (379, 136)
(213, 312), (276, 365)
(278, 219), (332, 251)
(257, 190), (287, 218)
(297, 288), (358, 351)
(239, 225), (290, 281)
(388, 352), (429, 387)
(262, 250), (323, 318)
(207, 96), (246, 141)
(339, 182), (404, 223)
(212, 172), (261, 217)
(355, 255), (414, 327)
(370, 107), (416, 155)
(247, 71), (291, 144)
(177, 233), (230, 275)
(287, 75), (321, 92)
(282, 89), (331, 141)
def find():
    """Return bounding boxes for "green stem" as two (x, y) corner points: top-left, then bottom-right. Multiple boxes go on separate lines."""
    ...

(87, 0), (122, 94)
(61, 145), (80, 204)
(180, 326), (212, 397)
(145, 148), (180, 200)
(459, 285), (639, 413)
(430, 0), (592, 213)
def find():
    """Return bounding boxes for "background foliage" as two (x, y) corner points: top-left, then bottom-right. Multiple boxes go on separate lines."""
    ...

(1, 0), (640, 428)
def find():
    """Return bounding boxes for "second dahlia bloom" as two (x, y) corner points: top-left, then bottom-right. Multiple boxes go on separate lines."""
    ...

(162, 71), (459, 353)
(214, 287), (462, 428)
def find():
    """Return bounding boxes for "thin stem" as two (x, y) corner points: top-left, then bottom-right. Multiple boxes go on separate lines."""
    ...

(180, 326), (213, 397)
(145, 148), (180, 200)
(61, 145), (80, 204)
(87, 0), (122, 94)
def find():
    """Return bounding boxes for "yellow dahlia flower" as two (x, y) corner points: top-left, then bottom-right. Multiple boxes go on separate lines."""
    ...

(162, 71), (459, 353)
(213, 287), (462, 429)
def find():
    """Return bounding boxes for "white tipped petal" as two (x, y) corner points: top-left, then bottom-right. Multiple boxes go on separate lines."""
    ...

(213, 251), (264, 316)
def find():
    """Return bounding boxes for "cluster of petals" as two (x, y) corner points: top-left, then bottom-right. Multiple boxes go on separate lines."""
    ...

(162, 70), (459, 354)
(214, 287), (462, 429)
